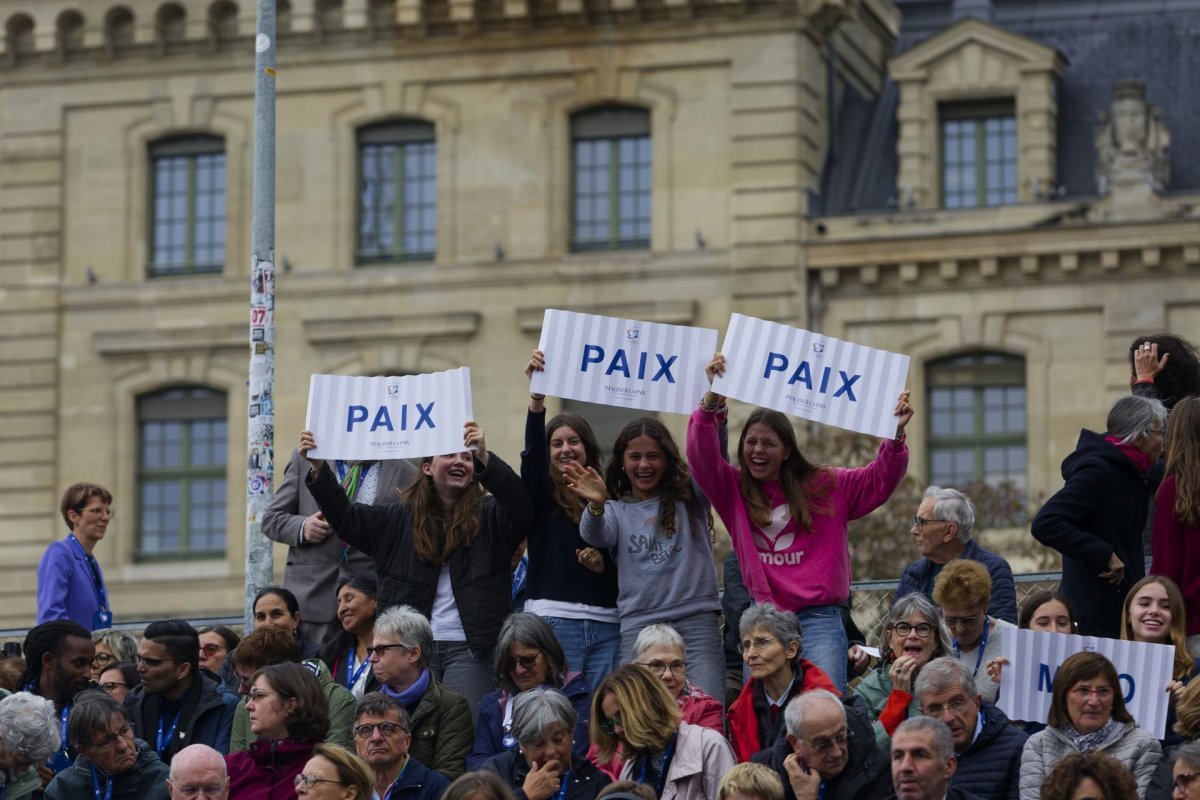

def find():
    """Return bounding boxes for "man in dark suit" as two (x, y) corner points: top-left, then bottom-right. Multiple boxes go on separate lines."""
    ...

(262, 451), (416, 644)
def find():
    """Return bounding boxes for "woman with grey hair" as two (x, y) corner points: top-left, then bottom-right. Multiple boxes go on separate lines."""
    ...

(632, 624), (722, 732)
(89, 629), (136, 682)
(852, 593), (953, 749)
(0, 692), (62, 800)
(1033, 395), (1168, 637)
(481, 687), (611, 800)
(468, 613), (593, 770)
(727, 603), (833, 762)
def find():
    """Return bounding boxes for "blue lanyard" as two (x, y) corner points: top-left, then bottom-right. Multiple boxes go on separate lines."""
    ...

(58, 703), (70, 759)
(636, 738), (676, 797)
(346, 649), (371, 690)
(382, 757), (411, 800)
(89, 766), (113, 800)
(68, 535), (108, 611)
(952, 618), (989, 677)
(554, 768), (572, 800)
(156, 705), (184, 757)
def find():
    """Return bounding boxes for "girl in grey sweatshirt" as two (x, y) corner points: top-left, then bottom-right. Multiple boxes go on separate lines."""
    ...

(562, 417), (725, 705)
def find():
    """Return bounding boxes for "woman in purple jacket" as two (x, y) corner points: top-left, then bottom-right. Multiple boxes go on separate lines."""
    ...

(37, 483), (113, 630)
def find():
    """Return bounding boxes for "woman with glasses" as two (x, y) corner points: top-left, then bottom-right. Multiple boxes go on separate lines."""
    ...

(295, 742), (373, 800)
(197, 625), (240, 673)
(226, 662), (331, 800)
(95, 661), (138, 705)
(38, 483), (115, 631)
(852, 594), (951, 748)
(688, 357), (912, 693)
(728, 604), (838, 763)
(468, 613), (593, 770)
(481, 687), (611, 800)
(633, 624), (723, 732)
(1032, 395), (1167, 638)
(931, 560), (1015, 704)
(317, 575), (380, 700)
(89, 629), (137, 683)
(1019, 652), (1161, 800)
(591, 664), (735, 799)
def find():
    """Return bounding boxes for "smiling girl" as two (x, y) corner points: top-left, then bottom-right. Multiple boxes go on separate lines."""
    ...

(299, 422), (533, 717)
(687, 353), (912, 690)
(562, 418), (724, 703)
(521, 350), (620, 687)
(1120, 575), (1196, 745)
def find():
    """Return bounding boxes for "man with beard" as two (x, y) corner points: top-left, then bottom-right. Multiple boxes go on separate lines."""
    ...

(17, 620), (95, 777)
(125, 620), (239, 762)
(45, 690), (169, 799)
(353, 693), (449, 800)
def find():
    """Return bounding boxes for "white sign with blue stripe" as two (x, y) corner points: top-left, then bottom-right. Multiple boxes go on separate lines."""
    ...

(530, 309), (718, 415)
(305, 368), (474, 460)
(711, 314), (910, 438)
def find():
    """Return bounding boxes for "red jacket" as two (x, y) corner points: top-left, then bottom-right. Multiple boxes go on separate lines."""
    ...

(225, 738), (318, 800)
(727, 659), (840, 763)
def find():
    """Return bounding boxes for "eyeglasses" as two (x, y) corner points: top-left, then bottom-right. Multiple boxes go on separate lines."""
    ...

(89, 725), (134, 751)
(921, 696), (973, 717)
(738, 636), (780, 654)
(366, 643), (410, 658)
(941, 611), (984, 628)
(911, 516), (947, 531)
(891, 622), (934, 638)
(135, 654), (178, 668)
(510, 651), (543, 671)
(801, 727), (852, 755)
(199, 643), (227, 655)
(171, 784), (228, 799)
(1070, 686), (1114, 700)
(294, 774), (347, 789)
(354, 722), (408, 739)
(92, 653), (116, 668)
(599, 713), (623, 734)
(247, 690), (277, 703)
(1174, 772), (1200, 791)
(99, 681), (128, 693)
(80, 506), (115, 519)
(638, 660), (687, 677)
(236, 674), (255, 691)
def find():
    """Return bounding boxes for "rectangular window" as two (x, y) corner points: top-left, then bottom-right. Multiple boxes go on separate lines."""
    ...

(941, 103), (1017, 210)
(137, 388), (227, 558)
(149, 137), (226, 276)
(358, 122), (437, 263)
(571, 106), (651, 252)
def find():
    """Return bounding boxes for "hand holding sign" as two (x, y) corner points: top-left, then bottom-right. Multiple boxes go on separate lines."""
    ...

(526, 349), (547, 408)
(299, 428), (323, 472)
(464, 421), (488, 467)
(894, 390), (914, 437)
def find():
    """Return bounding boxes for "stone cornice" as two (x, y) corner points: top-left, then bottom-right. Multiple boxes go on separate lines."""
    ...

(303, 311), (480, 345)
(515, 299), (698, 332)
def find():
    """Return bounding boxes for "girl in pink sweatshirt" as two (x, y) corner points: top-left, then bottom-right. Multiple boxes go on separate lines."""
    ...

(685, 353), (912, 690)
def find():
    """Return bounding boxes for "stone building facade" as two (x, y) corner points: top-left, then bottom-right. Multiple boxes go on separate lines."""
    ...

(0, 0), (1196, 625)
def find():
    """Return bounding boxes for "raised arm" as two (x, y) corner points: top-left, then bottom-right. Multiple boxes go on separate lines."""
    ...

(298, 429), (399, 558)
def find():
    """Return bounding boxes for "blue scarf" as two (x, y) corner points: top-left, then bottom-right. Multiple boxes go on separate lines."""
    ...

(380, 669), (431, 706)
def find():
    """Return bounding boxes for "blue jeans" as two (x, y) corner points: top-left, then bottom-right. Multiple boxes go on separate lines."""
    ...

(795, 604), (848, 692)
(542, 616), (621, 689)
(620, 611), (725, 706)
(429, 641), (495, 726)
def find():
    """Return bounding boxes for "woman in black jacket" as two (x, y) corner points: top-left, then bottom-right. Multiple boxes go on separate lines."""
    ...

(1032, 395), (1167, 638)
(299, 421), (534, 717)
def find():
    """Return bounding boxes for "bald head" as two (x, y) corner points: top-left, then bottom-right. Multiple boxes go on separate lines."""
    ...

(168, 744), (228, 800)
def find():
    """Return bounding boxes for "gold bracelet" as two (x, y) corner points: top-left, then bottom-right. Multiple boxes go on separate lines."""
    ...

(586, 502), (604, 517)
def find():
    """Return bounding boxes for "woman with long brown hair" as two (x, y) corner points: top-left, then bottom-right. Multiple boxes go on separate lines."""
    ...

(298, 422), (533, 717)
(1152, 396), (1200, 663)
(521, 350), (620, 688)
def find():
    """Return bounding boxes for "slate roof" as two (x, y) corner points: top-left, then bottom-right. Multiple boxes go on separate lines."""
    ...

(817, 0), (1200, 214)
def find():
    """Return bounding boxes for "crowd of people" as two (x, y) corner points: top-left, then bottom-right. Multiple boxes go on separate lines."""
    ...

(6, 333), (1199, 800)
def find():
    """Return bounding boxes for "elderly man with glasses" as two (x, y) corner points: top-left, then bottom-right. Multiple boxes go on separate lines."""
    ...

(44, 690), (170, 800)
(353, 692), (449, 800)
(369, 606), (471, 781)
(167, 744), (228, 800)
(752, 689), (891, 800)
(894, 487), (1017, 624)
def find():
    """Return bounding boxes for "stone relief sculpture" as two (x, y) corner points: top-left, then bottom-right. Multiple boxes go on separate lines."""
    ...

(1095, 80), (1170, 194)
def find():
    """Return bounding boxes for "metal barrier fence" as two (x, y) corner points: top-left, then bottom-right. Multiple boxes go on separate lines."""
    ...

(0, 572), (1064, 649)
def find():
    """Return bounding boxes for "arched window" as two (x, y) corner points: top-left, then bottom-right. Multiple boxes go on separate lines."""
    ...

(156, 3), (187, 46)
(105, 6), (136, 51)
(137, 387), (228, 558)
(277, 0), (293, 34)
(56, 11), (86, 55)
(209, 0), (239, 42)
(926, 351), (1026, 490)
(315, 0), (344, 33)
(148, 135), (226, 275)
(570, 104), (651, 252)
(357, 119), (437, 263)
(5, 14), (35, 59)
